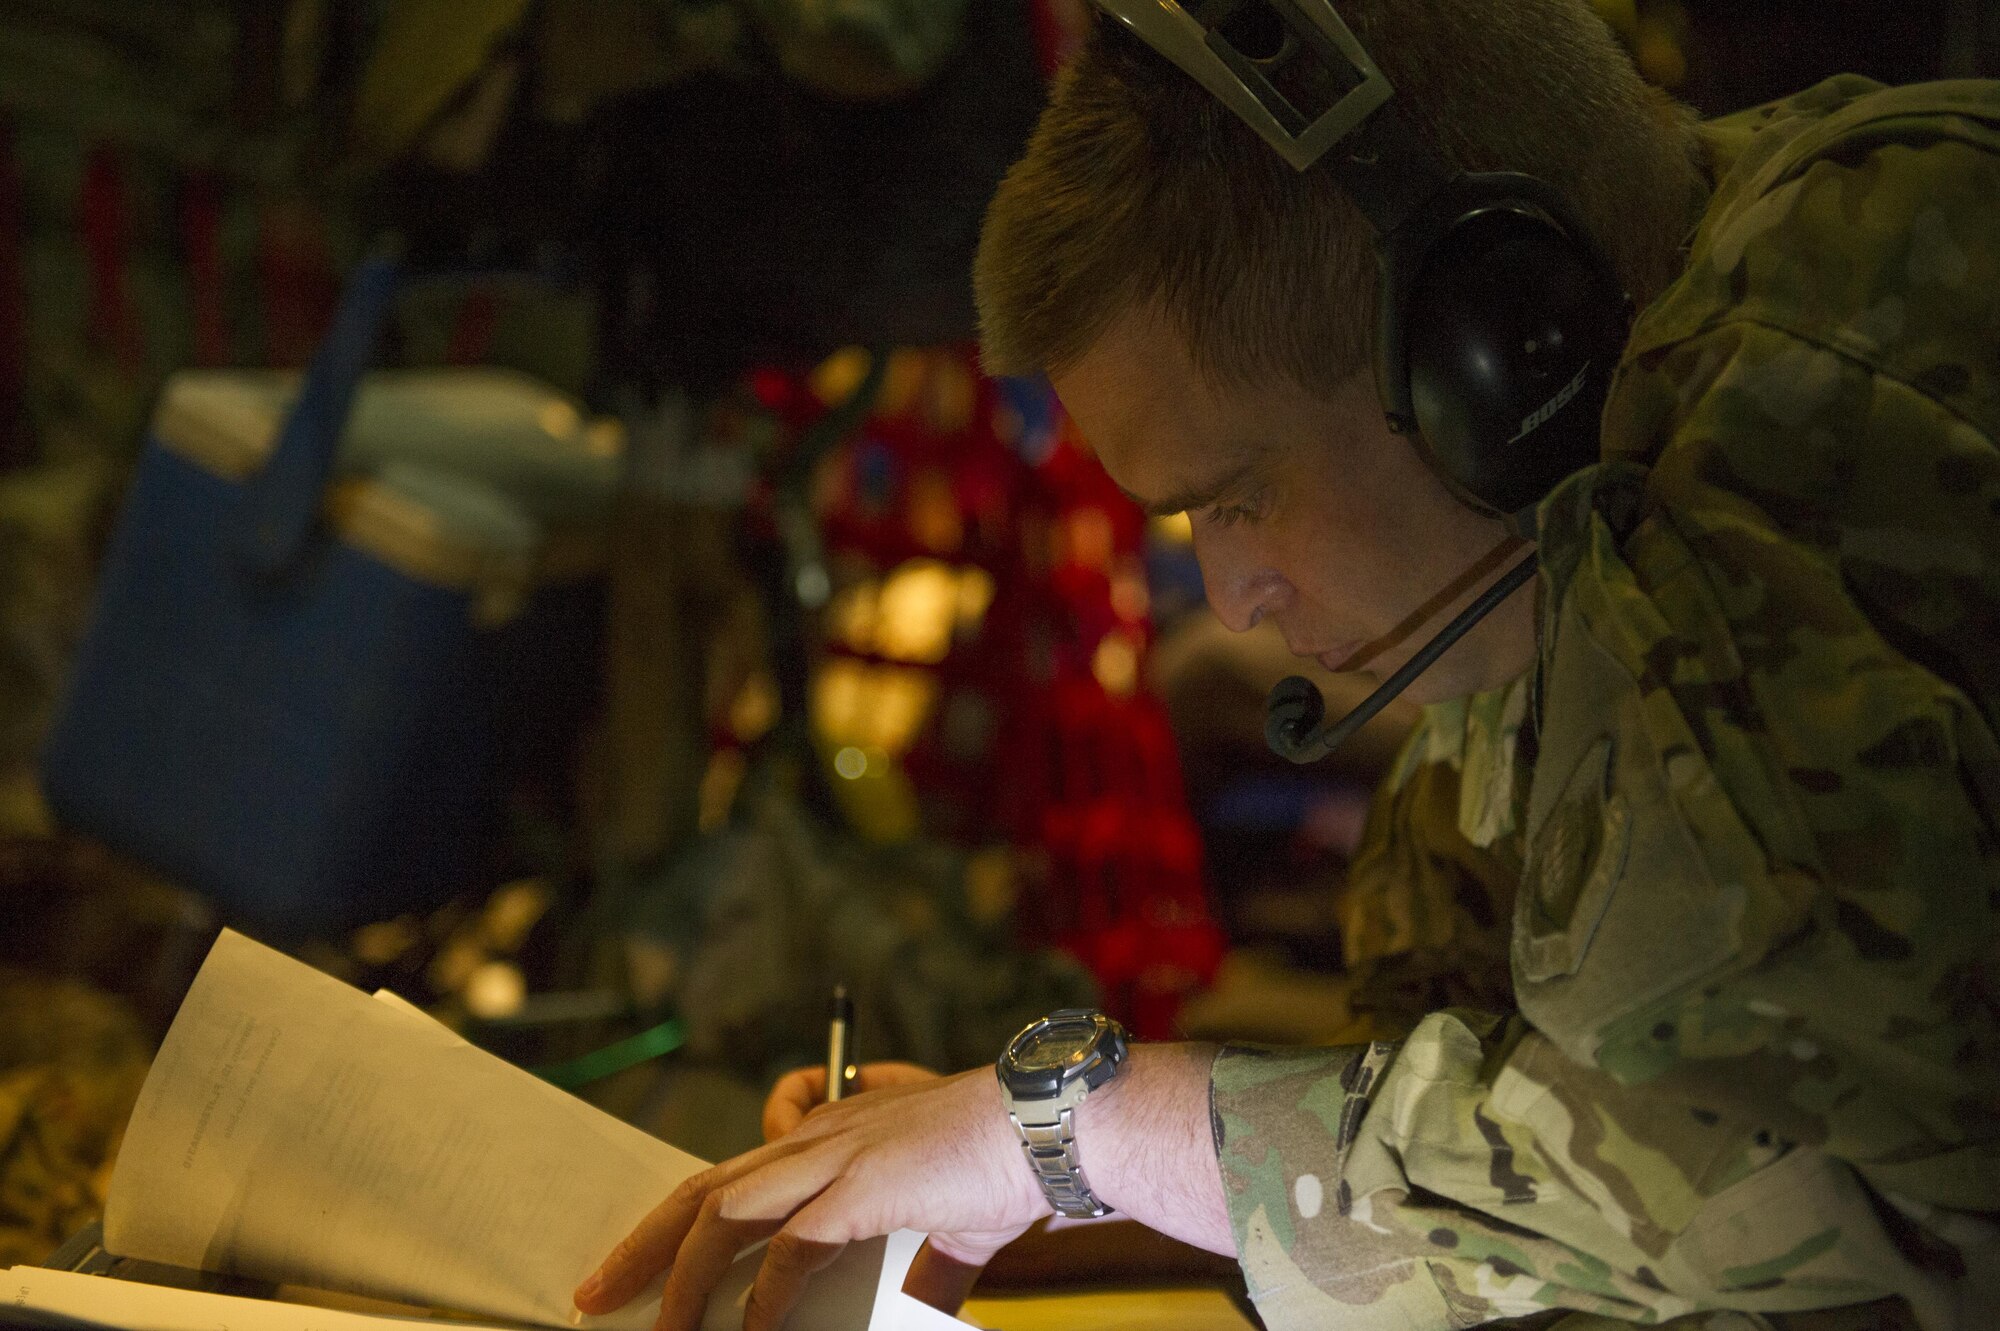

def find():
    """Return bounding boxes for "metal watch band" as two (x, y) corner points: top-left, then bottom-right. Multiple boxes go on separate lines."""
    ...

(998, 1009), (1127, 1219)
(1008, 1104), (1111, 1219)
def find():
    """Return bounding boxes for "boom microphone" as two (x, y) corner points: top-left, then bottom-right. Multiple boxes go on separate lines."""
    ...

(1264, 675), (1327, 756)
(1265, 553), (1540, 763)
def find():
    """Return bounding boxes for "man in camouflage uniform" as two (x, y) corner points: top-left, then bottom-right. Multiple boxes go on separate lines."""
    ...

(569, 8), (1997, 1331)
(1205, 70), (2000, 1329)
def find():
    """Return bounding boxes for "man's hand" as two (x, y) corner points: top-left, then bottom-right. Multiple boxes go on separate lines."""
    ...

(763, 1060), (985, 1316)
(762, 1061), (940, 1141)
(574, 1044), (1232, 1331)
(575, 1066), (1043, 1331)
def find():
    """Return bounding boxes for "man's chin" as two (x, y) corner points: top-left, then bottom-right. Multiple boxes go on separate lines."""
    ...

(1316, 649), (1521, 709)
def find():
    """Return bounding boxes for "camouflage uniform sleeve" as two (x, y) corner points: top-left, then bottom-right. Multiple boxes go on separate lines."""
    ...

(1211, 88), (2000, 1331)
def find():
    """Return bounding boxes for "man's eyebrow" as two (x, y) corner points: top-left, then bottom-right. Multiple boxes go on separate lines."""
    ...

(1121, 462), (1258, 519)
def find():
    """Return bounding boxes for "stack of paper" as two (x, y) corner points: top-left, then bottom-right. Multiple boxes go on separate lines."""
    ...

(6, 932), (968, 1331)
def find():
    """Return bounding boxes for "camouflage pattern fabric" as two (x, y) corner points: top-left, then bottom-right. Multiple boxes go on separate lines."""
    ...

(1338, 675), (1532, 1036)
(1212, 76), (2000, 1330)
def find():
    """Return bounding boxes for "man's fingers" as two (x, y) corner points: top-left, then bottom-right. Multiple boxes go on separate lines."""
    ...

(652, 1192), (778, 1331)
(853, 1062), (941, 1092)
(644, 1142), (851, 1331)
(740, 1194), (853, 1331)
(572, 1171), (715, 1315)
(762, 1067), (828, 1141)
(576, 1141), (803, 1315)
(764, 1063), (948, 1142)
(709, 1128), (857, 1222)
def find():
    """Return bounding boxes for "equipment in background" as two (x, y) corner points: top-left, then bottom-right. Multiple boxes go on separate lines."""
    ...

(1092, 0), (1632, 762)
(39, 253), (615, 938)
(701, 355), (1224, 1038)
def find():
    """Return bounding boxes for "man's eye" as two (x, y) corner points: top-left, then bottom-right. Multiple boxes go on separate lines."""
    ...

(1205, 496), (1263, 528)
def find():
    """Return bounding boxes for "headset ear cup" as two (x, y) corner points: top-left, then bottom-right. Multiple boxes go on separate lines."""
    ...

(1405, 210), (1626, 518)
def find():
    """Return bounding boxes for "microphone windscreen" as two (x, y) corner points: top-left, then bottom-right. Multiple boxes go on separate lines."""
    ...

(1264, 675), (1326, 757)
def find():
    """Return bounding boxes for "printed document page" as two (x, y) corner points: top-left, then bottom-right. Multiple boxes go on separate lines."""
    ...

(6, 1266), (519, 1331)
(101, 931), (908, 1331)
(5, 1256), (965, 1331)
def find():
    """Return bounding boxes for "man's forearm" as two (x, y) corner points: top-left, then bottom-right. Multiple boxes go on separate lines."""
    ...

(1070, 1042), (1235, 1256)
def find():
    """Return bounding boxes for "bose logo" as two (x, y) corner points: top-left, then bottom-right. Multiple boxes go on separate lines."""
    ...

(1510, 363), (1591, 444)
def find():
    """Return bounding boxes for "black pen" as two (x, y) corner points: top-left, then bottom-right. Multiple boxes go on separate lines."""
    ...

(825, 985), (857, 1102)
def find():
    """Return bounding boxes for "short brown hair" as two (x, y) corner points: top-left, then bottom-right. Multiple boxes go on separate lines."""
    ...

(975, 1), (1703, 395)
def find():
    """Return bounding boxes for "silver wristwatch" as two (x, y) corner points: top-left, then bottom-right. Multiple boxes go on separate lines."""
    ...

(995, 1009), (1129, 1219)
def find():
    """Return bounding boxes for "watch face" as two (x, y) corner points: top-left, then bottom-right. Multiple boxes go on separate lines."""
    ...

(1014, 1022), (1096, 1072)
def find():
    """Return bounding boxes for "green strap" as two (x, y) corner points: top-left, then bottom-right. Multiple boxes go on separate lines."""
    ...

(530, 1017), (686, 1090)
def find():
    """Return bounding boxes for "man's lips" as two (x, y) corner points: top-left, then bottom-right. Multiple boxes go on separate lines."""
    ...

(1301, 642), (1368, 673)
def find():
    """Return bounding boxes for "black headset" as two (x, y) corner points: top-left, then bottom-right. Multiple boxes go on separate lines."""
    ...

(1092, 0), (1632, 761)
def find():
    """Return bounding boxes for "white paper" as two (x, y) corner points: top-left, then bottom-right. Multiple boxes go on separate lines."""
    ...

(102, 931), (895, 1331)
(5, 1266), (515, 1331)
(5, 1259), (972, 1331)
(862, 1235), (972, 1331)
(872, 1295), (974, 1331)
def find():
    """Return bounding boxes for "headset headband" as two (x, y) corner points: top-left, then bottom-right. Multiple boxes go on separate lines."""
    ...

(1096, 0), (1458, 237)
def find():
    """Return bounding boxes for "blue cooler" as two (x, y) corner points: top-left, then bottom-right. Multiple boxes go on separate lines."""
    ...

(40, 257), (617, 939)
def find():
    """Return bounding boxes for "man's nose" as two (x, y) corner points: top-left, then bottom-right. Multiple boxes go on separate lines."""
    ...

(1193, 531), (1290, 634)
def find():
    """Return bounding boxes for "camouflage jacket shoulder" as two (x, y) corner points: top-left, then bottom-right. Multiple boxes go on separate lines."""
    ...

(1615, 74), (2000, 452)
(1214, 77), (2000, 1331)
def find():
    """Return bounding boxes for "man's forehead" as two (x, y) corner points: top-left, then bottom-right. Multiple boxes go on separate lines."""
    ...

(1052, 312), (1195, 433)
(1050, 308), (1264, 505)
